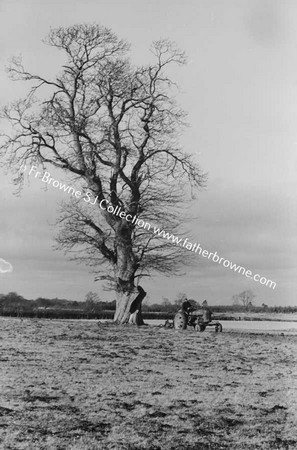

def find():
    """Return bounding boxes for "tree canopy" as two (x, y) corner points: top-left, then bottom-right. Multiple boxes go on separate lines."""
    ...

(0, 24), (205, 323)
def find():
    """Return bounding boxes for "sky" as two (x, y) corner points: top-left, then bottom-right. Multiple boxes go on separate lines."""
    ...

(0, 0), (296, 306)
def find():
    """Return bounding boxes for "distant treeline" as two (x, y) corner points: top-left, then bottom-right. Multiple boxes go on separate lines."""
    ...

(0, 292), (115, 320)
(0, 292), (296, 320)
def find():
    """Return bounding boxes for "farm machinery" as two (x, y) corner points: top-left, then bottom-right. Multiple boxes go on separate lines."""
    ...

(165, 301), (223, 332)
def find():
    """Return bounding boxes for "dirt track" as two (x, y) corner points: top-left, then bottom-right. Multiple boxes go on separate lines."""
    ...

(0, 318), (297, 449)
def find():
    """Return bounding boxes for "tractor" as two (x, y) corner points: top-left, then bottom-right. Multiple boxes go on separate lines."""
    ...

(167, 300), (223, 332)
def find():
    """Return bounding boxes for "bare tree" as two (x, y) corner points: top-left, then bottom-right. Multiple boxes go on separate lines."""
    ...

(84, 291), (101, 316)
(0, 24), (205, 324)
(232, 290), (255, 310)
(85, 291), (101, 309)
(173, 292), (188, 309)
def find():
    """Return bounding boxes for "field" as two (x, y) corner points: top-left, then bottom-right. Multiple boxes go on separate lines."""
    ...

(0, 318), (297, 450)
(214, 312), (297, 322)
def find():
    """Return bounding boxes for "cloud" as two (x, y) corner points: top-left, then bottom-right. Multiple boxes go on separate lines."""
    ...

(0, 258), (13, 273)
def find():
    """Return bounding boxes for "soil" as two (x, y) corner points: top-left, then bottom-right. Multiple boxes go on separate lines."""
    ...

(0, 317), (296, 449)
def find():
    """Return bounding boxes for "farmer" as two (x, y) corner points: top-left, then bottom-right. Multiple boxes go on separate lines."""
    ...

(183, 300), (211, 323)
(182, 299), (202, 326)
(181, 300), (193, 314)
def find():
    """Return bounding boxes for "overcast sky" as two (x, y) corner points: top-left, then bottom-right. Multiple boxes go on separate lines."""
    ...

(0, 0), (296, 306)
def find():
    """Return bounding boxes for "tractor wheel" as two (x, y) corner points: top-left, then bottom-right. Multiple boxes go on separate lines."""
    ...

(195, 323), (206, 332)
(215, 323), (223, 333)
(173, 311), (187, 330)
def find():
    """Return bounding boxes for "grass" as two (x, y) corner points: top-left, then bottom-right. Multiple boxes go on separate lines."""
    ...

(0, 318), (297, 449)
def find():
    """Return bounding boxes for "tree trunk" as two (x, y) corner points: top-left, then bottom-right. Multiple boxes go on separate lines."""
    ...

(112, 222), (147, 324)
(113, 285), (147, 324)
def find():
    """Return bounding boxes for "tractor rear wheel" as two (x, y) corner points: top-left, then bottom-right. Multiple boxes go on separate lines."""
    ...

(173, 311), (187, 330)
